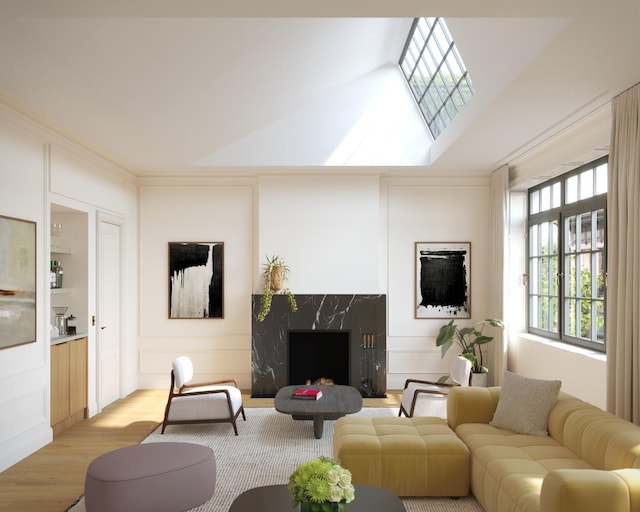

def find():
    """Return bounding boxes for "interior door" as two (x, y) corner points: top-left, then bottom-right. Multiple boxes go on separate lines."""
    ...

(98, 218), (121, 409)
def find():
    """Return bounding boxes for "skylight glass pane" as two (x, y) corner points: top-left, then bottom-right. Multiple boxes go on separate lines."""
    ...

(400, 17), (475, 140)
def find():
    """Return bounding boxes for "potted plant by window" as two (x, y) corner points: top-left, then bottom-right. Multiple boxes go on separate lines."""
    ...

(435, 318), (505, 386)
(257, 254), (298, 321)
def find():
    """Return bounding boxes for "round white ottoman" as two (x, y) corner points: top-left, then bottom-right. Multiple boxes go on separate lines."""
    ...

(84, 442), (216, 512)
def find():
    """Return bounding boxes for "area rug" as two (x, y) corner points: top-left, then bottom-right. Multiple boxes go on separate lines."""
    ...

(68, 408), (484, 512)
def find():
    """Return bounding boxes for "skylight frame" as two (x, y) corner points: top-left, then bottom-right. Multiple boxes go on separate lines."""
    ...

(400, 17), (475, 140)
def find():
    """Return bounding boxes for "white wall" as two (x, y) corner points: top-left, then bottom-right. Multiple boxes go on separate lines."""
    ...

(138, 181), (254, 389)
(0, 108), (50, 472)
(0, 104), (138, 472)
(385, 177), (493, 389)
(257, 175), (382, 293)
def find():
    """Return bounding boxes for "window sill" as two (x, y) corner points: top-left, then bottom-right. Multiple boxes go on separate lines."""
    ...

(515, 332), (606, 363)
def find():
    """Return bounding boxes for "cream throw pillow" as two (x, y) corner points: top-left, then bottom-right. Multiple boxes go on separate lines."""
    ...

(490, 371), (561, 436)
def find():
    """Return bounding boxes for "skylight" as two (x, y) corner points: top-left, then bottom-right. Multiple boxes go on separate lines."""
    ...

(400, 17), (475, 140)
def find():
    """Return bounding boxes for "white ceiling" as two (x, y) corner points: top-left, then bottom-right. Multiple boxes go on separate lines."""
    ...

(0, 0), (638, 176)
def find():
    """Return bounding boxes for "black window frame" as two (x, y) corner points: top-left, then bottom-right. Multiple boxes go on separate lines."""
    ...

(527, 156), (608, 353)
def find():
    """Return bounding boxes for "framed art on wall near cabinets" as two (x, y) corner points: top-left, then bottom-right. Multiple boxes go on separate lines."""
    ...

(0, 215), (36, 349)
(168, 242), (224, 319)
(415, 241), (471, 319)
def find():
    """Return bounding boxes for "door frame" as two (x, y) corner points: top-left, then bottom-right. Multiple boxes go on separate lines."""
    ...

(96, 211), (126, 412)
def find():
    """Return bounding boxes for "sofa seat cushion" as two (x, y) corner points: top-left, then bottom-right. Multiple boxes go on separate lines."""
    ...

(455, 423), (593, 512)
(333, 416), (469, 497)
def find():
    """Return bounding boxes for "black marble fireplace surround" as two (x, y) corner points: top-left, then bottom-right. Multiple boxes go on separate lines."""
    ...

(251, 294), (386, 398)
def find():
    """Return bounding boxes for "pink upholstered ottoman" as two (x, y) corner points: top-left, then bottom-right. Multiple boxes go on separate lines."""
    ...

(85, 442), (215, 512)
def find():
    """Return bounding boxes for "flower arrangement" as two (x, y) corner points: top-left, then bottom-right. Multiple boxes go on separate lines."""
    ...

(288, 457), (355, 512)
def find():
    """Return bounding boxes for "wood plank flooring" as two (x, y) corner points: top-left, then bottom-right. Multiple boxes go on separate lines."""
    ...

(0, 388), (401, 512)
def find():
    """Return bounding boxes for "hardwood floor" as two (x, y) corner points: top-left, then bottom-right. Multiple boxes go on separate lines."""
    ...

(0, 388), (401, 512)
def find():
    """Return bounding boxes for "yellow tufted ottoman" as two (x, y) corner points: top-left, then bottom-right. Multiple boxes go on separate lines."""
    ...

(333, 416), (469, 497)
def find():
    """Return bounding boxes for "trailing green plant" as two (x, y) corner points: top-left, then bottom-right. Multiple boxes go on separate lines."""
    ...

(435, 318), (505, 373)
(257, 254), (298, 321)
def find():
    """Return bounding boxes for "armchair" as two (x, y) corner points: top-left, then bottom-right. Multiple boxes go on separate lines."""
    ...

(161, 356), (246, 435)
(398, 355), (471, 418)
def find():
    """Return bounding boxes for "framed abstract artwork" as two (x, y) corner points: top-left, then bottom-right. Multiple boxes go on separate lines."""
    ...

(168, 242), (224, 319)
(0, 215), (36, 349)
(415, 242), (471, 319)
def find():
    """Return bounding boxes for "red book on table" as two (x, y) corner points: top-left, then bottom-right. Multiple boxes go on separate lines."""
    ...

(292, 388), (323, 400)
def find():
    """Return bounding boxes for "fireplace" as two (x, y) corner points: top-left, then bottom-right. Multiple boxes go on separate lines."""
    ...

(251, 294), (386, 398)
(288, 330), (350, 386)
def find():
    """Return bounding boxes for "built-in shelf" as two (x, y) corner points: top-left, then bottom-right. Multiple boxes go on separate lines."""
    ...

(51, 247), (72, 255)
(51, 288), (72, 294)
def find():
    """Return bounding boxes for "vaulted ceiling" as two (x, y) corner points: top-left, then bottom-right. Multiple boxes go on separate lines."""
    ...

(0, 0), (638, 176)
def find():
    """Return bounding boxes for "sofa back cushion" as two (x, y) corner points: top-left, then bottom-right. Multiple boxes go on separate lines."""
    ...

(489, 371), (561, 436)
(548, 393), (640, 470)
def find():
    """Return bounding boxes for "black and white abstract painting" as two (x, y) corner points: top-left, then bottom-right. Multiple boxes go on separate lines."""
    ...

(415, 242), (470, 319)
(169, 242), (223, 319)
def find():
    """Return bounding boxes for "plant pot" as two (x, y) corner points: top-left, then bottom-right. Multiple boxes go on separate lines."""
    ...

(270, 265), (284, 292)
(471, 372), (488, 387)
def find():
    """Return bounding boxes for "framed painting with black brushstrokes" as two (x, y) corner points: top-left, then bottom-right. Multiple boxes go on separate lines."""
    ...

(415, 242), (470, 319)
(168, 242), (224, 319)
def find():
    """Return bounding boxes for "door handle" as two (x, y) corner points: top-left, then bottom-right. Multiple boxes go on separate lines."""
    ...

(100, 326), (107, 330)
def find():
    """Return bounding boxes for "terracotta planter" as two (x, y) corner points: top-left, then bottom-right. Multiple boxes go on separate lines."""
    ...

(270, 265), (284, 292)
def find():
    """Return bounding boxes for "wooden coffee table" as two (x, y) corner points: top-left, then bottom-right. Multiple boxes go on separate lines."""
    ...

(229, 484), (406, 512)
(274, 385), (362, 439)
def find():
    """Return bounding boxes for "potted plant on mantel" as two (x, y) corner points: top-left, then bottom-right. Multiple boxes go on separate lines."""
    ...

(435, 318), (505, 386)
(257, 254), (298, 322)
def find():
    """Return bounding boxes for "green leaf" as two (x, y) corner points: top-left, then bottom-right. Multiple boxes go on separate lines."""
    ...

(484, 318), (505, 329)
(436, 322), (456, 347)
(474, 335), (493, 345)
(439, 337), (454, 358)
(458, 326), (475, 337)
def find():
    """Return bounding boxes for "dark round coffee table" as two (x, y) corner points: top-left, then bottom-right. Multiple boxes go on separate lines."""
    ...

(229, 484), (406, 512)
(274, 385), (363, 439)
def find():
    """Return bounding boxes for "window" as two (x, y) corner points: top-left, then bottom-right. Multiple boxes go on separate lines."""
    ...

(527, 157), (608, 352)
(399, 17), (475, 140)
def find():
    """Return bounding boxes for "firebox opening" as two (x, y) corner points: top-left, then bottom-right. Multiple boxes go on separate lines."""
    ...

(288, 330), (350, 386)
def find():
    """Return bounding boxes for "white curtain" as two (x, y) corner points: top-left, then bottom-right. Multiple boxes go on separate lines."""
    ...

(607, 83), (640, 421)
(488, 165), (510, 386)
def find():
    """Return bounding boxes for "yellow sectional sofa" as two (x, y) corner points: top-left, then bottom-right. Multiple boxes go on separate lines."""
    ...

(448, 385), (640, 512)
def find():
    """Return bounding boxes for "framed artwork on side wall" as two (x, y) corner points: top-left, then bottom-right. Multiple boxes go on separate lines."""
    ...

(0, 215), (36, 349)
(415, 241), (471, 319)
(168, 242), (224, 319)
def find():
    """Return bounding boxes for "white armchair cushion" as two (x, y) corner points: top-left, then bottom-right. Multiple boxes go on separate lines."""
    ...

(401, 383), (448, 418)
(168, 385), (243, 421)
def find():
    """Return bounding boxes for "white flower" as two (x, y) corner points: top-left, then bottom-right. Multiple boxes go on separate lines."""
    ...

(343, 485), (355, 503)
(338, 469), (352, 487)
(330, 486), (344, 502)
(326, 468), (340, 485)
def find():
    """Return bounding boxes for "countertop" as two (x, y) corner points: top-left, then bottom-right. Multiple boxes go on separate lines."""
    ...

(51, 333), (87, 346)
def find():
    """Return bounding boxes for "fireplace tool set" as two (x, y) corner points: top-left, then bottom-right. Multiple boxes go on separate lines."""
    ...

(361, 333), (377, 396)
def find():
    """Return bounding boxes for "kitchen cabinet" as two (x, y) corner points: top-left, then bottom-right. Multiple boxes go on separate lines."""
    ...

(51, 336), (87, 435)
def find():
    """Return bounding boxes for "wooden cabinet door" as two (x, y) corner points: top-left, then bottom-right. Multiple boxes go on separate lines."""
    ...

(69, 337), (88, 416)
(51, 342), (70, 426)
